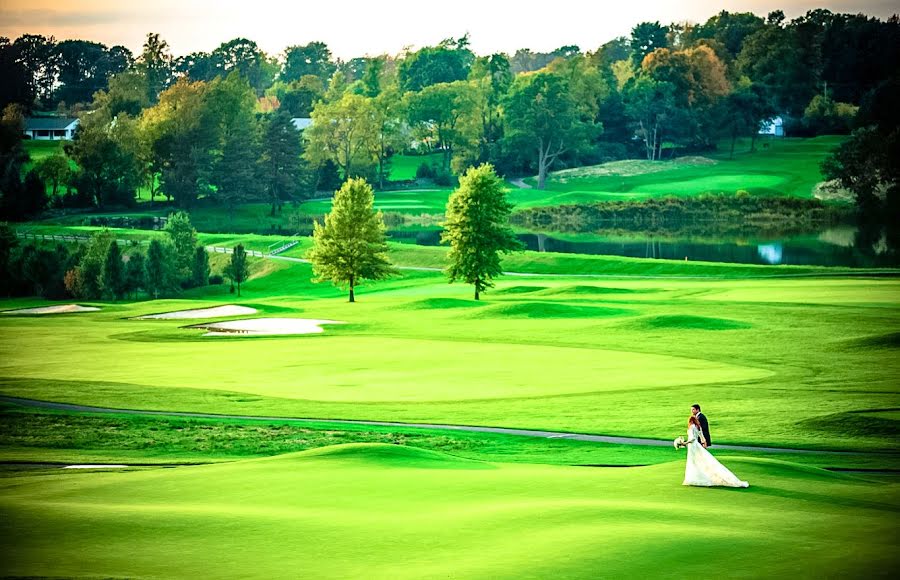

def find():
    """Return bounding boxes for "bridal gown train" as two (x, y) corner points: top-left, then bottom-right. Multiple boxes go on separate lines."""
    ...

(683, 425), (749, 487)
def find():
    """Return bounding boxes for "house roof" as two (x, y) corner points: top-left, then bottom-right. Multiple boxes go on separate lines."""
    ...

(24, 117), (79, 131)
(291, 118), (313, 131)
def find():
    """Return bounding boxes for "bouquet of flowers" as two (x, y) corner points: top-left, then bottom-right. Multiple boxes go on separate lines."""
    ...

(673, 436), (686, 449)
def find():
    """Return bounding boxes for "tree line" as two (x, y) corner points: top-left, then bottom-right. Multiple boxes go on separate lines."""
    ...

(1, 8), (898, 221)
(0, 212), (260, 301)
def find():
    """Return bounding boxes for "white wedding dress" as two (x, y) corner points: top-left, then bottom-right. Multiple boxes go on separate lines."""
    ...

(683, 425), (749, 487)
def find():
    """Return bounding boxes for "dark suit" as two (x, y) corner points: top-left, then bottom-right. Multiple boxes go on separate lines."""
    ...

(697, 413), (711, 446)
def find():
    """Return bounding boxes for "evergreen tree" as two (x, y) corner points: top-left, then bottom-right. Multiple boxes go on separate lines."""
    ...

(224, 244), (250, 297)
(101, 240), (126, 300)
(306, 178), (395, 302)
(213, 110), (262, 221)
(124, 251), (146, 298)
(164, 210), (197, 286)
(192, 246), (210, 288)
(441, 164), (521, 300)
(145, 238), (173, 298)
(261, 111), (303, 215)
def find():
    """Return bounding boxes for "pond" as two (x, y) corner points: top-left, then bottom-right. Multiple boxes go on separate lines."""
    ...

(388, 225), (900, 268)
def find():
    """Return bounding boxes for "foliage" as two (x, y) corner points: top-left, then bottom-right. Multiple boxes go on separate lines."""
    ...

(307, 178), (395, 302)
(224, 243), (250, 296)
(191, 246), (210, 289)
(101, 239), (126, 300)
(441, 164), (521, 299)
(504, 72), (594, 188)
(261, 111), (305, 213)
(281, 42), (336, 84)
(145, 238), (175, 299)
(398, 38), (474, 92)
(305, 93), (378, 180)
(164, 210), (198, 287)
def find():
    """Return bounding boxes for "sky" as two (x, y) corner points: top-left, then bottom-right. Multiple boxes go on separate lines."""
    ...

(0, 0), (897, 59)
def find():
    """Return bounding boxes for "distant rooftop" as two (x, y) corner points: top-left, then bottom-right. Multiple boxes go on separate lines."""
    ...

(291, 118), (313, 131)
(24, 117), (79, 131)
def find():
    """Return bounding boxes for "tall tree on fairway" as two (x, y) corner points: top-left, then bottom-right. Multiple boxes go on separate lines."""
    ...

(225, 244), (250, 297)
(124, 252), (146, 298)
(261, 111), (304, 214)
(192, 246), (210, 288)
(441, 164), (521, 300)
(306, 178), (395, 302)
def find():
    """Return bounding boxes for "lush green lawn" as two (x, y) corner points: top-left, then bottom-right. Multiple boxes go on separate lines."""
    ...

(2, 444), (897, 578)
(1, 244), (897, 450)
(513, 136), (844, 206)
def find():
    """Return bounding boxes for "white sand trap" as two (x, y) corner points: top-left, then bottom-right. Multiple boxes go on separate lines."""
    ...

(2, 304), (100, 315)
(63, 464), (128, 469)
(191, 317), (344, 336)
(138, 304), (258, 320)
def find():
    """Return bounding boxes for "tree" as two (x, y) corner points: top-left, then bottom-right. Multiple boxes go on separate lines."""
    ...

(192, 246), (210, 288)
(164, 210), (198, 286)
(101, 240), (126, 300)
(504, 72), (593, 189)
(70, 229), (114, 299)
(53, 40), (131, 106)
(398, 39), (474, 92)
(211, 38), (277, 96)
(624, 76), (678, 161)
(145, 238), (174, 298)
(225, 244), (250, 297)
(124, 252), (146, 298)
(138, 33), (173, 103)
(270, 75), (324, 117)
(406, 81), (470, 172)
(371, 88), (405, 189)
(718, 82), (773, 157)
(67, 100), (142, 208)
(441, 164), (521, 300)
(281, 42), (336, 83)
(631, 22), (669, 67)
(0, 222), (18, 296)
(306, 178), (395, 302)
(262, 111), (304, 214)
(142, 78), (215, 208)
(11, 34), (58, 107)
(34, 154), (70, 197)
(305, 93), (378, 180)
(213, 109), (261, 220)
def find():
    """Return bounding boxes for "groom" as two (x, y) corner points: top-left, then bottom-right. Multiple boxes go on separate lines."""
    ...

(691, 404), (711, 448)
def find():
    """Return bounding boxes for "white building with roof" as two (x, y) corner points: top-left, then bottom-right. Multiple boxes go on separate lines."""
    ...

(23, 117), (80, 140)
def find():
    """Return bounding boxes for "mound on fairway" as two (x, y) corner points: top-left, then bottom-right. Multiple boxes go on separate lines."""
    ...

(1, 304), (99, 315)
(295, 443), (492, 469)
(494, 285), (547, 295)
(539, 285), (643, 296)
(2, 448), (896, 578)
(472, 302), (632, 319)
(137, 304), (258, 319)
(627, 315), (751, 331)
(188, 317), (344, 336)
(405, 298), (484, 310)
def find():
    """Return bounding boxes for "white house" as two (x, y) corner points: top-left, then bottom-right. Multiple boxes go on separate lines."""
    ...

(23, 117), (80, 140)
(758, 116), (784, 137)
(290, 117), (313, 131)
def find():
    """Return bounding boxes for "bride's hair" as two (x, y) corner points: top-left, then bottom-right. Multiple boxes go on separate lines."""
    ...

(688, 416), (701, 428)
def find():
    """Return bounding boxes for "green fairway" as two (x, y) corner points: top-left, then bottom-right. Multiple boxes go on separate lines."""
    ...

(1, 243), (897, 451)
(2, 444), (897, 578)
(512, 137), (845, 206)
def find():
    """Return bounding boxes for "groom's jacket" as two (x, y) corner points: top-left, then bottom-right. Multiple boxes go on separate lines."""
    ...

(698, 413), (711, 445)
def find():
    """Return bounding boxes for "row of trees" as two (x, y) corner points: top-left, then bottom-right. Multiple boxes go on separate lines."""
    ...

(308, 165), (519, 302)
(1, 9), (898, 220)
(0, 212), (215, 300)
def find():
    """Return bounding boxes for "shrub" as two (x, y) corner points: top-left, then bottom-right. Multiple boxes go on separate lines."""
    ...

(415, 162), (436, 179)
(208, 274), (224, 285)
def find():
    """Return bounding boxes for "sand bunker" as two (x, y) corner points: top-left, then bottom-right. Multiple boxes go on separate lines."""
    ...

(190, 317), (344, 336)
(2, 304), (99, 315)
(138, 305), (258, 320)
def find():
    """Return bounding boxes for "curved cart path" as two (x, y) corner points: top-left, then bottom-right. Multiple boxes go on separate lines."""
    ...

(1, 395), (879, 455)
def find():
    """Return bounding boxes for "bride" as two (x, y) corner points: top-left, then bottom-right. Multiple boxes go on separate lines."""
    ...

(683, 415), (749, 487)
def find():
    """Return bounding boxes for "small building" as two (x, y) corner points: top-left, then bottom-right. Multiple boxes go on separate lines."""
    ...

(758, 116), (784, 137)
(23, 117), (80, 140)
(290, 117), (313, 132)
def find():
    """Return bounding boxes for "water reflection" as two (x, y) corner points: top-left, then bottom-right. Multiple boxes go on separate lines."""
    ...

(388, 225), (900, 268)
(757, 244), (783, 264)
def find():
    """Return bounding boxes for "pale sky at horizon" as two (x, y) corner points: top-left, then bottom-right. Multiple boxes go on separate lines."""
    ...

(1, 1), (896, 59)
